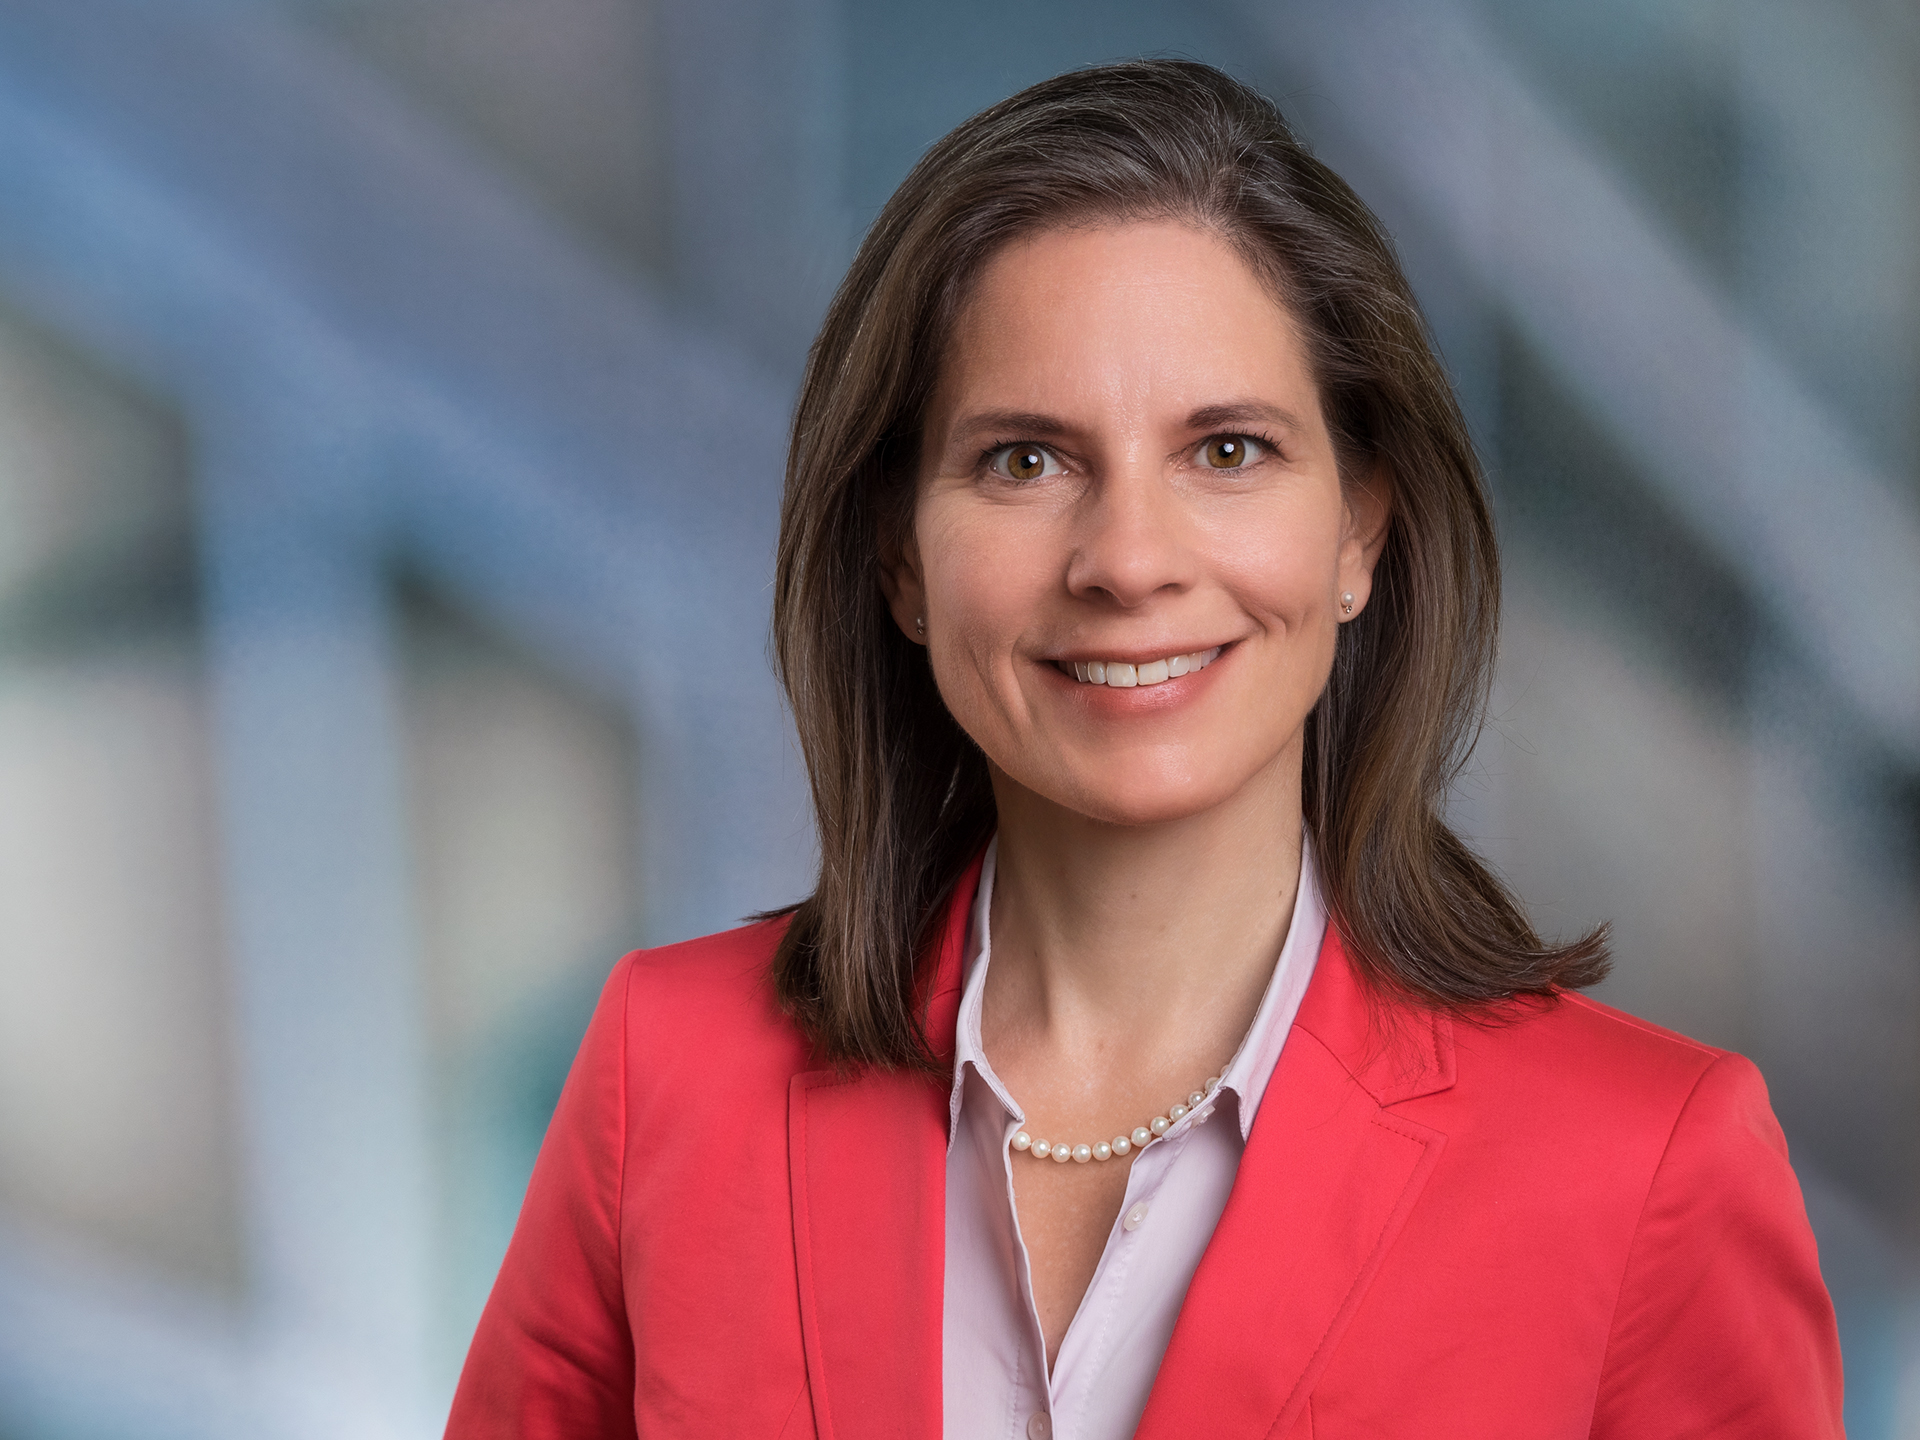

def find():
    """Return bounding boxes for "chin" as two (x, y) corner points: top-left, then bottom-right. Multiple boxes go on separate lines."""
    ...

(1044, 761), (1250, 829)
(1072, 796), (1223, 828)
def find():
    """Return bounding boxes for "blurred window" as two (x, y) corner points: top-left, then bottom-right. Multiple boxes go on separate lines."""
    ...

(316, 0), (671, 276)
(396, 579), (639, 1369)
(0, 298), (242, 1295)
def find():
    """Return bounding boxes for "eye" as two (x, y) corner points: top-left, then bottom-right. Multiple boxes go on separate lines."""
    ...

(1197, 435), (1264, 470)
(988, 444), (1061, 482)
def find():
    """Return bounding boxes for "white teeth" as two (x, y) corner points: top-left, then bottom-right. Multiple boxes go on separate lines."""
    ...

(1066, 646), (1221, 687)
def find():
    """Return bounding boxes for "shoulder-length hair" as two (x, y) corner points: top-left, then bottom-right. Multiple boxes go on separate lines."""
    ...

(768, 58), (1607, 1070)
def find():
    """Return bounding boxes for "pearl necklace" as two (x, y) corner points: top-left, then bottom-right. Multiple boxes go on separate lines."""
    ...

(1010, 1076), (1222, 1164)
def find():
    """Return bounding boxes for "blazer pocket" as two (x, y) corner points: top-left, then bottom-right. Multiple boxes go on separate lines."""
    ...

(774, 1379), (814, 1440)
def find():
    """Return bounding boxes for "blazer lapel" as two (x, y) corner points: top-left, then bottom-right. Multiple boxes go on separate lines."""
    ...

(1135, 930), (1455, 1440)
(787, 855), (983, 1440)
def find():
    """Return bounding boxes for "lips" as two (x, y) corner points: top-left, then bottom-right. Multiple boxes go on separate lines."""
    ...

(1061, 646), (1223, 689)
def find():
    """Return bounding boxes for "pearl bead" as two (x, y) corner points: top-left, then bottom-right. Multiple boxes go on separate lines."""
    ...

(1012, 1063), (1236, 1162)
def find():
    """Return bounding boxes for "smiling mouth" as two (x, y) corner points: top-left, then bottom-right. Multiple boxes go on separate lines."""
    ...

(1057, 646), (1223, 689)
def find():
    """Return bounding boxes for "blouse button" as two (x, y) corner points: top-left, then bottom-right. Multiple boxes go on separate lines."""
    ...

(1027, 1413), (1052, 1440)
(1123, 1201), (1150, 1232)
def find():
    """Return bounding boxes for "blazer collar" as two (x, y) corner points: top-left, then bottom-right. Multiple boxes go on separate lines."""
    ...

(787, 865), (1456, 1440)
(918, 852), (979, 1069)
(787, 851), (984, 1440)
(1293, 925), (1457, 1106)
(1135, 928), (1455, 1439)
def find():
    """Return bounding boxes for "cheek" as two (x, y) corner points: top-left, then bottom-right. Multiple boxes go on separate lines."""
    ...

(921, 499), (1054, 620)
(1202, 501), (1344, 623)
(917, 506), (1049, 698)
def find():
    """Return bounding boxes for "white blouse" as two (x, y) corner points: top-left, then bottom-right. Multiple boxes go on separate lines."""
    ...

(942, 836), (1327, 1440)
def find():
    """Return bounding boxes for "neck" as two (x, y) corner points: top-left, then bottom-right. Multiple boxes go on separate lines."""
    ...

(982, 752), (1304, 1069)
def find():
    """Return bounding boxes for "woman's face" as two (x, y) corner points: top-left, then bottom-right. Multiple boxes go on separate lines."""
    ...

(885, 220), (1389, 828)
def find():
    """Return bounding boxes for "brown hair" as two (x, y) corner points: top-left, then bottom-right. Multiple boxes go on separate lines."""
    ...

(768, 59), (1608, 1070)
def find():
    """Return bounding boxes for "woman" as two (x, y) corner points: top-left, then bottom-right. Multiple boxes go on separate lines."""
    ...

(446, 61), (1843, 1438)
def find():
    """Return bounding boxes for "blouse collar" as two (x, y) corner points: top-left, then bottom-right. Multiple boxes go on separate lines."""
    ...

(948, 833), (1328, 1145)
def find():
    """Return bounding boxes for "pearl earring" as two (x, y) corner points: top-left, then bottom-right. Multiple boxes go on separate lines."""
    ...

(914, 615), (925, 637)
(1340, 592), (1355, 616)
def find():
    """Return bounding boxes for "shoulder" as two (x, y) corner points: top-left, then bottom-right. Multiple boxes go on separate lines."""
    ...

(1454, 986), (1744, 1117)
(612, 913), (792, 1013)
(603, 913), (802, 1044)
(589, 914), (815, 1107)
(1424, 988), (1791, 1203)
(1550, 989), (1724, 1068)
(1525, 999), (1843, 1430)
(1528, 993), (1792, 1172)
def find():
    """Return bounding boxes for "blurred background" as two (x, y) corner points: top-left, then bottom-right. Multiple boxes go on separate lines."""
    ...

(0, 0), (1914, 1434)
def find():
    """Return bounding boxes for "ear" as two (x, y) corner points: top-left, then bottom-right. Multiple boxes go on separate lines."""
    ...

(877, 527), (930, 645)
(1336, 463), (1394, 621)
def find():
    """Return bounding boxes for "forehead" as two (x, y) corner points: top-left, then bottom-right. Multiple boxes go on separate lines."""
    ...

(935, 220), (1317, 420)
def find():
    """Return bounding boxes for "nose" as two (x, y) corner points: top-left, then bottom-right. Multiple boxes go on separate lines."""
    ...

(1064, 464), (1195, 608)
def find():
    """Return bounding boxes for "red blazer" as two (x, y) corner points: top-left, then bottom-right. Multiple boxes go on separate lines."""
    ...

(447, 856), (1844, 1437)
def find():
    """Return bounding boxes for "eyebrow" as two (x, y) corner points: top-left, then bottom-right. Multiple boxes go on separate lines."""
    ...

(945, 400), (1308, 445)
(1184, 400), (1308, 434)
(947, 410), (1083, 443)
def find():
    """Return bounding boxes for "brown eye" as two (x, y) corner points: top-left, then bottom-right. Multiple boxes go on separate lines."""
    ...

(1201, 435), (1261, 469)
(991, 445), (1056, 481)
